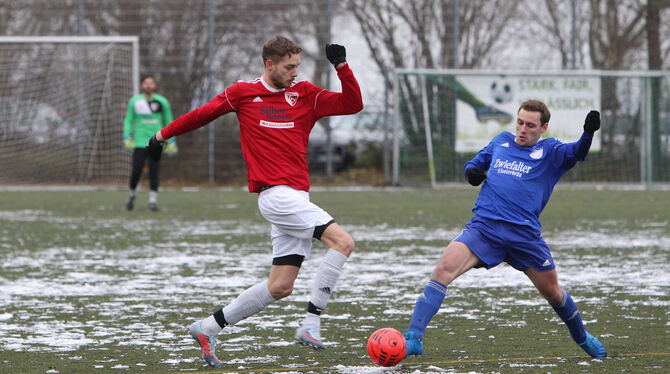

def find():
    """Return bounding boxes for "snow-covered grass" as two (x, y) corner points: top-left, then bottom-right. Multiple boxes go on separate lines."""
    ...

(0, 188), (667, 373)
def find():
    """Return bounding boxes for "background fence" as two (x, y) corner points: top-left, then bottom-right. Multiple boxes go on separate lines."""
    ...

(1, 0), (669, 185)
(393, 70), (670, 184)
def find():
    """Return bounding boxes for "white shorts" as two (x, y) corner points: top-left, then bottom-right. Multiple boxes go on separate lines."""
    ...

(257, 185), (334, 259)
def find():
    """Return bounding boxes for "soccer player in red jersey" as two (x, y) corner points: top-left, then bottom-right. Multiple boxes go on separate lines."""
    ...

(147, 35), (363, 368)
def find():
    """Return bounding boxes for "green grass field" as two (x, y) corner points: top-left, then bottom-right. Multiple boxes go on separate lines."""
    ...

(0, 187), (668, 373)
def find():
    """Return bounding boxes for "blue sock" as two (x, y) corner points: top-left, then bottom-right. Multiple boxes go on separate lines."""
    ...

(408, 280), (447, 341)
(551, 290), (586, 344)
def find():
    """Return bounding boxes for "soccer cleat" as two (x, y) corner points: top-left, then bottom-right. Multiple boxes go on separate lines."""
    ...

(475, 105), (513, 125)
(125, 196), (135, 211)
(148, 202), (159, 212)
(294, 325), (325, 350)
(189, 320), (223, 368)
(578, 332), (607, 358)
(403, 330), (423, 358)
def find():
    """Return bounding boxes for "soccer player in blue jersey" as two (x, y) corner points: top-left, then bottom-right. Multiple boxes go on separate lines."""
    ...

(403, 99), (607, 358)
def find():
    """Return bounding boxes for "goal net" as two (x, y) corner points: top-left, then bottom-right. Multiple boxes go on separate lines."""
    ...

(393, 69), (670, 186)
(0, 36), (138, 184)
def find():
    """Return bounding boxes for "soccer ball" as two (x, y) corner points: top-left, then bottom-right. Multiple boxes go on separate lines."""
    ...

(489, 77), (515, 104)
(366, 327), (407, 367)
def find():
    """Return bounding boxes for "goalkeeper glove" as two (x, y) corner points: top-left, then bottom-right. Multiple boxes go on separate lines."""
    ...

(465, 167), (487, 186)
(325, 44), (346, 66)
(146, 135), (164, 161)
(583, 110), (601, 134)
(164, 139), (178, 156)
(123, 136), (134, 150)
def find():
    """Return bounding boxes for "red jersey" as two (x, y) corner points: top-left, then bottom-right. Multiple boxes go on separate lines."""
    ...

(161, 64), (363, 193)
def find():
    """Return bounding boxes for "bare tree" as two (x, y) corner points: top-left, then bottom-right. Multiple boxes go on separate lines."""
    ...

(346, 0), (519, 181)
(523, 0), (590, 69)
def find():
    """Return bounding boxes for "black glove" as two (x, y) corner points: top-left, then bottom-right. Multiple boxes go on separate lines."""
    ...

(325, 44), (346, 66)
(583, 110), (600, 134)
(146, 134), (164, 161)
(465, 167), (487, 186)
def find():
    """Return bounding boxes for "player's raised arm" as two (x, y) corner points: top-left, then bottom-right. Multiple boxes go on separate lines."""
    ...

(313, 44), (364, 117)
(565, 110), (601, 163)
(146, 88), (238, 161)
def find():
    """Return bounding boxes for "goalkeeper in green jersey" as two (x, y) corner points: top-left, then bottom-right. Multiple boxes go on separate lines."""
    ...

(123, 74), (177, 211)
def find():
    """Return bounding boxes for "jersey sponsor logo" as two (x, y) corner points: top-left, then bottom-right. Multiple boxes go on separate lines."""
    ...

(260, 106), (293, 121)
(501, 142), (509, 147)
(492, 158), (532, 178)
(140, 118), (159, 125)
(259, 120), (294, 129)
(253, 96), (263, 103)
(285, 91), (299, 106)
(530, 146), (544, 159)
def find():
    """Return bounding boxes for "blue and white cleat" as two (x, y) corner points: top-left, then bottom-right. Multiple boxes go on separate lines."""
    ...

(403, 330), (423, 358)
(294, 325), (325, 350)
(189, 320), (223, 368)
(579, 332), (607, 358)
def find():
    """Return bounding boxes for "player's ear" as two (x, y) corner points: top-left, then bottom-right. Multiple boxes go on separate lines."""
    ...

(541, 122), (549, 133)
(264, 58), (274, 71)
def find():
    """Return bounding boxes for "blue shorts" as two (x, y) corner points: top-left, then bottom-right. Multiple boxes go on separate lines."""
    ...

(454, 215), (555, 272)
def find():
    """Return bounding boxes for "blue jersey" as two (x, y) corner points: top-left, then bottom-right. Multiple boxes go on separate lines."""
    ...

(464, 131), (593, 231)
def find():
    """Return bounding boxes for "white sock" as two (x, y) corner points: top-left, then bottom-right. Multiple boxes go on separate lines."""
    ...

(222, 281), (275, 326)
(304, 249), (347, 325)
(201, 315), (222, 336)
(149, 190), (157, 204)
(129, 189), (136, 199)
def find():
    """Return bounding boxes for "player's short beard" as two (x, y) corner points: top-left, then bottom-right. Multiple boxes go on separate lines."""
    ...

(270, 72), (292, 89)
(142, 87), (155, 96)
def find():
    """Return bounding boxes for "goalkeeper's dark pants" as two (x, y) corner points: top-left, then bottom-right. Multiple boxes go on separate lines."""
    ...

(129, 148), (159, 192)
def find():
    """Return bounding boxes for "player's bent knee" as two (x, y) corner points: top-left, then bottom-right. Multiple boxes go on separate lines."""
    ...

(433, 261), (458, 285)
(268, 282), (294, 299)
(338, 235), (354, 256)
(541, 287), (563, 304)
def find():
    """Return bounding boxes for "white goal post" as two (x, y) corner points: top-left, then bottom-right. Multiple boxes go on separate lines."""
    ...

(0, 36), (140, 184)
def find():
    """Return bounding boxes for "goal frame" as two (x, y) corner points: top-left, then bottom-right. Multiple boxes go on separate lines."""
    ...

(0, 35), (140, 96)
(0, 35), (140, 183)
(393, 68), (670, 186)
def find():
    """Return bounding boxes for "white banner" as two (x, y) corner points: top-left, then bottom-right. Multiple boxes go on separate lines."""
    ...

(455, 75), (601, 152)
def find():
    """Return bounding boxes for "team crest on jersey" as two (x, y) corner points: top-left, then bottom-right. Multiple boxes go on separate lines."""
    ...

(150, 101), (162, 112)
(530, 146), (544, 159)
(285, 91), (299, 106)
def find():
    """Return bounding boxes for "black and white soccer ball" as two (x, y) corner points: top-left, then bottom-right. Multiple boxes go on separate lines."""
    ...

(489, 78), (515, 104)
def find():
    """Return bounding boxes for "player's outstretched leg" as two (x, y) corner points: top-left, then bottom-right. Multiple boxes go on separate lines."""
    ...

(404, 279), (447, 357)
(551, 290), (606, 358)
(189, 281), (276, 367)
(189, 320), (222, 368)
(295, 248), (348, 350)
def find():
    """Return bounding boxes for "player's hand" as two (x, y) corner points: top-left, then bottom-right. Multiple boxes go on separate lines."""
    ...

(123, 136), (134, 151)
(465, 167), (487, 186)
(146, 134), (164, 161)
(164, 140), (178, 156)
(325, 44), (346, 67)
(583, 110), (600, 134)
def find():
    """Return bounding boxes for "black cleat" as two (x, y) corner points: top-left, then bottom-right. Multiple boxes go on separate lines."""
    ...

(148, 202), (160, 212)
